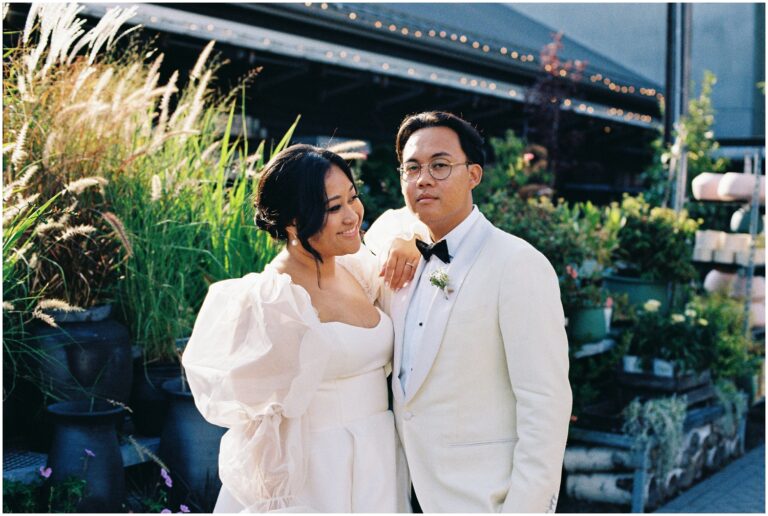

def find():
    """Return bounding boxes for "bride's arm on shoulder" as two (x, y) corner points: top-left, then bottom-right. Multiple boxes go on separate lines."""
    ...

(361, 207), (426, 291)
(182, 273), (330, 511)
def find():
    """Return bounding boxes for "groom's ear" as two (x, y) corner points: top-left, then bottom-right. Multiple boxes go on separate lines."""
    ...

(468, 163), (483, 190)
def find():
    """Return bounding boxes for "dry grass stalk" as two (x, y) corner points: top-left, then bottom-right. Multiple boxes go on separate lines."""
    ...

(38, 298), (84, 312)
(32, 308), (58, 327)
(327, 140), (368, 154)
(57, 224), (97, 241)
(150, 174), (162, 201)
(63, 176), (108, 195)
(101, 211), (133, 258)
(337, 151), (368, 161)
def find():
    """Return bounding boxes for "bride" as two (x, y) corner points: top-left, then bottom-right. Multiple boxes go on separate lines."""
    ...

(182, 144), (421, 512)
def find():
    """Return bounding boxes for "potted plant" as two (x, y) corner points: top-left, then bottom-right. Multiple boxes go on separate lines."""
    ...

(45, 399), (126, 512)
(605, 194), (701, 311)
(622, 395), (688, 480)
(559, 201), (622, 343)
(622, 299), (718, 378)
(4, 5), (139, 459)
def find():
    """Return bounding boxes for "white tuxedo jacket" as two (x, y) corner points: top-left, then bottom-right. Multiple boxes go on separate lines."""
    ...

(370, 210), (572, 513)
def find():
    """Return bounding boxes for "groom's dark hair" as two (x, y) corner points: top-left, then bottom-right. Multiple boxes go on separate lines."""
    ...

(395, 111), (485, 168)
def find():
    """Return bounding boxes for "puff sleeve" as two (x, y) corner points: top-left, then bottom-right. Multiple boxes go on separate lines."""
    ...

(181, 268), (334, 512)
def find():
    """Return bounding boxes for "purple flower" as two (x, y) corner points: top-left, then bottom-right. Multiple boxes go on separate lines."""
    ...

(84, 448), (96, 457)
(160, 509), (171, 514)
(160, 468), (173, 488)
(179, 505), (190, 513)
(39, 466), (52, 479)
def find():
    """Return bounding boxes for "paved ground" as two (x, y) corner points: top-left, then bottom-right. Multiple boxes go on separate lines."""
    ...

(655, 444), (766, 513)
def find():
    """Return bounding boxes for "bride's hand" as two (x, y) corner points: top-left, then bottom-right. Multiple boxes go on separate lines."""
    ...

(380, 236), (420, 291)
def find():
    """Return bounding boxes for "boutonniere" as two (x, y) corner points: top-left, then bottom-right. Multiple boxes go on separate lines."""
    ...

(429, 267), (454, 299)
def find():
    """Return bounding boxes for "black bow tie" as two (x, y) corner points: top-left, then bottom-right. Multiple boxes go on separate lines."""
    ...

(416, 239), (451, 263)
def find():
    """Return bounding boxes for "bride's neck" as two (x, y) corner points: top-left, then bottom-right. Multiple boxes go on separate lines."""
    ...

(279, 246), (336, 284)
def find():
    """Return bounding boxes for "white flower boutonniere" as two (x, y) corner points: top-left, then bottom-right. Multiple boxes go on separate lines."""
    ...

(429, 267), (454, 299)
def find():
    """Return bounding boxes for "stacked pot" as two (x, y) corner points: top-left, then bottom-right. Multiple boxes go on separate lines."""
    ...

(692, 170), (765, 330)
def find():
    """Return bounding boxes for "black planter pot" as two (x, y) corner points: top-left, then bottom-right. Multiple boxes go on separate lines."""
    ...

(159, 378), (226, 512)
(32, 314), (132, 403)
(129, 361), (182, 436)
(46, 400), (125, 512)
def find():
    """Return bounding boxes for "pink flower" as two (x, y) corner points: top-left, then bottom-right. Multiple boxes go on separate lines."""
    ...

(565, 265), (578, 279)
(179, 505), (190, 513)
(523, 152), (535, 163)
(84, 448), (96, 457)
(606, 297), (614, 308)
(161, 468), (173, 488)
(39, 466), (52, 479)
(161, 509), (171, 514)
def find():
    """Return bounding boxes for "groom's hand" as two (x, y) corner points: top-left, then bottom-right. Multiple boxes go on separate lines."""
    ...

(380, 236), (420, 291)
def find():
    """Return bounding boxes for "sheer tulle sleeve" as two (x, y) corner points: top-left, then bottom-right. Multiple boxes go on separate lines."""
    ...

(181, 268), (332, 512)
(362, 206), (428, 258)
(337, 246), (382, 304)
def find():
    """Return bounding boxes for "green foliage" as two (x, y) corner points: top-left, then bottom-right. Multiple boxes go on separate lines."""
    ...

(623, 301), (718, 374)
(485, 193), (622, 315)
(642, 70), (729, 207)
(689, 294), (761, 380)
(612, 194), (700, 283)
(3, 477), (86, 513)
(353, 144), (404, 225)
(477, 131), (554, 205)
(569, 340), (627, 416)
(714, 379), (749, 437)
(622, 395), (688, 479)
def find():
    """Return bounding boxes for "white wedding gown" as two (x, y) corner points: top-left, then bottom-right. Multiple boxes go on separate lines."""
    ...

(213, 308), (398, 512)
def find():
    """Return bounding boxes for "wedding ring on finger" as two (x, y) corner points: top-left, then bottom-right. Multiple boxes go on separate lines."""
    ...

(405, 262), (415, 268)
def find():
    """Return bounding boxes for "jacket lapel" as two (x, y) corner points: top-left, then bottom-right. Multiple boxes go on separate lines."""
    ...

(403, 215), (494, 404)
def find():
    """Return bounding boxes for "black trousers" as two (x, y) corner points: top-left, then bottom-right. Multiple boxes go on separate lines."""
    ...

(411, 484), (423, 513)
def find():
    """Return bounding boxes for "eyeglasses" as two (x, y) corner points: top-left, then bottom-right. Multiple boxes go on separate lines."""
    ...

(398, 159), (472, 182)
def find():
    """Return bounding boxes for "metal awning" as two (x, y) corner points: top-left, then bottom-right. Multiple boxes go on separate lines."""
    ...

(83, 3), (661, 129)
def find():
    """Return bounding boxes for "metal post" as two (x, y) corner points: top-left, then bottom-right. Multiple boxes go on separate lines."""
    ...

(742, 153), (761, 335)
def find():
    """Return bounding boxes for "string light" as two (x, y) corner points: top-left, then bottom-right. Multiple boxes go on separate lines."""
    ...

(299, 2), (658, 103)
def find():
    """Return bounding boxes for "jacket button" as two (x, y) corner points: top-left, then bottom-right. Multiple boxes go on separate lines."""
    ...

(403, 411), (413, 421)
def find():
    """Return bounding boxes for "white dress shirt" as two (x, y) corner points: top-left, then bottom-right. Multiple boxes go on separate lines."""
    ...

(399, 206), (481, 394)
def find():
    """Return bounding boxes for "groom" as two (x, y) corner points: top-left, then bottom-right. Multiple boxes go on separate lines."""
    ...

(366, 112), (572, 513)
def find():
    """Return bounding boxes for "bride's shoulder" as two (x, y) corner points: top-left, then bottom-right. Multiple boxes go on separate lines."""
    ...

(204, 267), (318, 323)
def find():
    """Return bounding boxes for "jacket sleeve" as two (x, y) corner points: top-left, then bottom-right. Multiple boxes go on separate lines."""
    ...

(181, 271), (332, 512)
(498, 245), (572, 513)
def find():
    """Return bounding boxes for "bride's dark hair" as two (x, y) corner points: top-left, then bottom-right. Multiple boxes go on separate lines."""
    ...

(255, 144), (356, 263)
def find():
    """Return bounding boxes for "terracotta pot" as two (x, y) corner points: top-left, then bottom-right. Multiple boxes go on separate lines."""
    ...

(717, 172), (766, 202)
(692, 247), (714, 262)
(722, 233), (752, 251)
(691, 172), (724, 201)
(694, 229), (726, 249)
